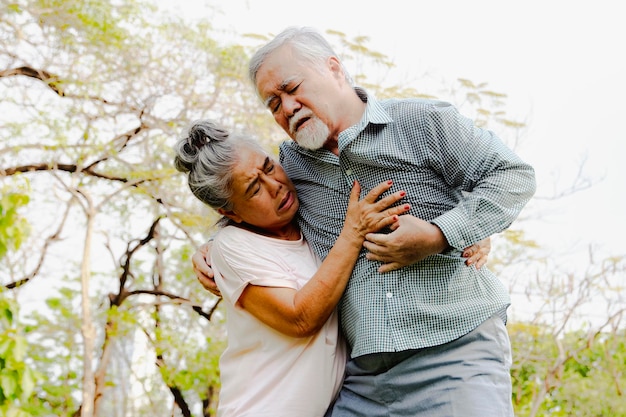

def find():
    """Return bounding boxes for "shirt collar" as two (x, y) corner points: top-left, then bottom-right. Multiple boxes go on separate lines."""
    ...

(337, 87), (393, 150)
(282, 87), (393, 157)
(354, 86), (393, 125)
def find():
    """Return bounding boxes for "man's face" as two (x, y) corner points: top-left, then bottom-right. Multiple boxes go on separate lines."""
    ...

(255, 45), (345, 149)
(289, 113), (329, 150)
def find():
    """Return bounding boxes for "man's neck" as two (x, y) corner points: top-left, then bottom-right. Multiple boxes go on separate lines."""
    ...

(323, 138), (340, 156)
(326, 93), (367, 156)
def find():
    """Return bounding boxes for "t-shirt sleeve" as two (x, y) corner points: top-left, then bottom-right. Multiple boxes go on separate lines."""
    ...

(210, 228), (299, 305)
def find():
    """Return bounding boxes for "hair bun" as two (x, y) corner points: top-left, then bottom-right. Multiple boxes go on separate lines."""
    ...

(174, 120), (229, 173)
(188, 120), (229, 149)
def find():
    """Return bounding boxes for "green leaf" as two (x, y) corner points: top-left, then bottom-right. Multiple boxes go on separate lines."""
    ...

(11, 336), (27, 362)
(19, 367), (36, 399)
(0, 370), (18, 398)
(0, 339), (13, 357)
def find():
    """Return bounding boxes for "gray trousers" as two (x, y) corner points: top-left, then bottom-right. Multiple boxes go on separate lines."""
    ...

(326, 313), (514, 417)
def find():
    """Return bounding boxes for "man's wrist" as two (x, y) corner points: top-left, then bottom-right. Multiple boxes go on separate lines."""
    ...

(431, 223), (451, 254)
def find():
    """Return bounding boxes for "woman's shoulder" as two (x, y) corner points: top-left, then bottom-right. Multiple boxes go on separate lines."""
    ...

(213, 226), (262, 253)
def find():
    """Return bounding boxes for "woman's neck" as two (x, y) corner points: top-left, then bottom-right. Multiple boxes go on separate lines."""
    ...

(235, 221), (301, 241)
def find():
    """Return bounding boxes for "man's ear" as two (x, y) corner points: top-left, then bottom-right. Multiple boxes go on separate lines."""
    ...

(328, 56), (345, 80)
(217, 208), (242, 223)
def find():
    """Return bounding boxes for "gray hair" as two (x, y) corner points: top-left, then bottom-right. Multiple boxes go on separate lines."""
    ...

(248, 26), (353, 91)
(174, 120), (266, 214)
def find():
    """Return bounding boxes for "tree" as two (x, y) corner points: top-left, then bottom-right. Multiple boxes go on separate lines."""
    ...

(0, 292), (38, 416)
(507, 248), (626, 417)
(1, 0), (244, 414)
(0, 154), (36, 417)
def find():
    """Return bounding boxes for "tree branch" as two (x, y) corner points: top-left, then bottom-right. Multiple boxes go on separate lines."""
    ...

(120, 288), (219, 322)
(0, 66), (64, 96)
(1, 163), (130, 182)
(111, 218), (162, 306)
(154, 354), (192, 417)
(4, 200), (72, 290)
(107, 217), (220, 322)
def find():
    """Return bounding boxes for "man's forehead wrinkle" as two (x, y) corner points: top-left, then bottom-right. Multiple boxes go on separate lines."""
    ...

(262, 76), (298, 107)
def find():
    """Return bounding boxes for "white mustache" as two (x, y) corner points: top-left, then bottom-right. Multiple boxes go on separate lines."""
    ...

(289, 111), (314, 135)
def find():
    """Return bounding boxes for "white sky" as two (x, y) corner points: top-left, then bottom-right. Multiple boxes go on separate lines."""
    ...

(169, 0), (626, 262)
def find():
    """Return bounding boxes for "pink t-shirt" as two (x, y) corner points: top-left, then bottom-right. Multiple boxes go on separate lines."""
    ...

(211, 226), (347, 417)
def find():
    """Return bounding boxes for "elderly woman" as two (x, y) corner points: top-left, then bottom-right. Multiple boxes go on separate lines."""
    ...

(174, 120), (409, 417)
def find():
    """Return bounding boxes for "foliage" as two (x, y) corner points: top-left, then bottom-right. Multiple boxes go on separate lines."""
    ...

(0, 187), (30, 261)
(0, 295), (40, 417)
(2, 0), (237, 414)
(511, 324), (626, 417)
(506, 247), (626, 417)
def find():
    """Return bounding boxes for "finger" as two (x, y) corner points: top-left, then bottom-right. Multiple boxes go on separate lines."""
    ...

(474, 256), (488, 270)
(378, 261), (403, 273)
(192, 251), (204, 269)
(374, 190), (407, 211)
(207, 287), (222, 297)
(376, 214), (400, 230)
(192, 248), (211, 269)
(197, 275), (222, 296)
(193, 261), (214, 279)
(348, 180), (362, 204)
(385, 203), (410, 217)
(195, 241), (212, 258)
(363, 240), (384, 255)
(465, 250), (489, 268)
(364, 231), (389, 246)
(201, 241), (213, 252)
(362, 180), (394, 203)
(193, 268), (209, 281)
(365, 251), (386, 262)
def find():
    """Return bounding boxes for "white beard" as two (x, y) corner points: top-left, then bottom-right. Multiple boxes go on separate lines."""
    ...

(293, 117), (330, 150)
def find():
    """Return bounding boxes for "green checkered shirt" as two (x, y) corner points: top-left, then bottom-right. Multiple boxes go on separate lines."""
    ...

(279, 88), (536, 358)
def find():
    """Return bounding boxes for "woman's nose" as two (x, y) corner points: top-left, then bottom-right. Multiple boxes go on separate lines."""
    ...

(261, 173), (283, 197)
(263, 175), (282, 197)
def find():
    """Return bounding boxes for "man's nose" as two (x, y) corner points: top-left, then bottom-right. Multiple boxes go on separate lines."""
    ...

(281, 95), (300, 117)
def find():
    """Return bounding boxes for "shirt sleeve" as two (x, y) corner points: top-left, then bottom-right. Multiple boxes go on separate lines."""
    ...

(425, 101), (536, 249)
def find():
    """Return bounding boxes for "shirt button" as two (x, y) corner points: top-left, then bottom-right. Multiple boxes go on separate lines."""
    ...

(345, 169), (353, 175)
(386, 292), (393, 299)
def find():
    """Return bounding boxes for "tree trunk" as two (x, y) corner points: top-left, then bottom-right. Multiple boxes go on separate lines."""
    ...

(80, 193), (97, 417)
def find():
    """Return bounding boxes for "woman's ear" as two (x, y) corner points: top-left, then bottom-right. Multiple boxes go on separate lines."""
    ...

(218, 208), (242, 223)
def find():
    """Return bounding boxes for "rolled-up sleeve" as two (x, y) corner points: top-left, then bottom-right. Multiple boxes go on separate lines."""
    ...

(426, 102), (536, 249)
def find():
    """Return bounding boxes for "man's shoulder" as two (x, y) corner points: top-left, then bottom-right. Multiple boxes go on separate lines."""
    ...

(381, 97), (452, 113)
(278, 140), (330, 164)
(379, 98), (461, 130)
(278, 140), (293, 152)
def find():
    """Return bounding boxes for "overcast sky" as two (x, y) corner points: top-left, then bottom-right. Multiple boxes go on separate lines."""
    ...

(167, 0), (626, 263)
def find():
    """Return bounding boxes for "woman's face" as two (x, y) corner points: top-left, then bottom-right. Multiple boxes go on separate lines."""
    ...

(219, 146), (299, 237)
